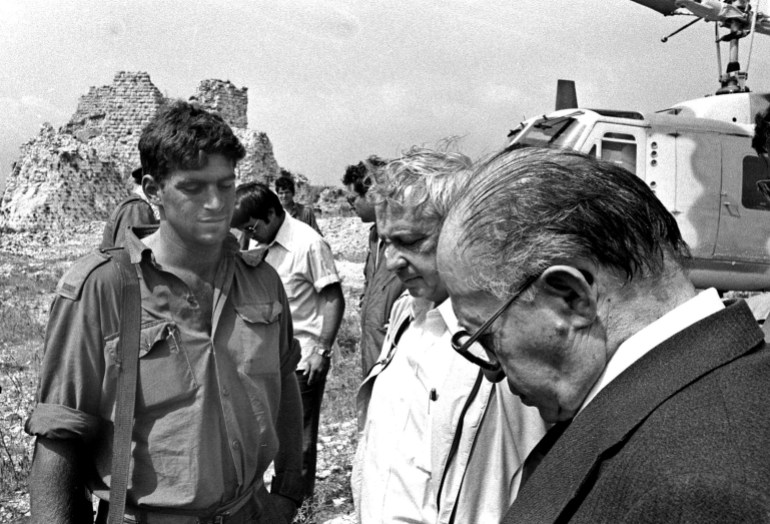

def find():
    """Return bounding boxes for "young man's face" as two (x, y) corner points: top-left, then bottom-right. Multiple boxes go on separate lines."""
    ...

(276, 187), (295, 208)
(345, 184), (375, 223)
(148, 154), (237, 248)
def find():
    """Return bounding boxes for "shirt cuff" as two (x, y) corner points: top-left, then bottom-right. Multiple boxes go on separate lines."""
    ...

(313, 275), (340, 293)
(25, 403), (105, 442)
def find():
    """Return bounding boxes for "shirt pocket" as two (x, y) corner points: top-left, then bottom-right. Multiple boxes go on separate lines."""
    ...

(233, 301), (282, 376)
(106, 321), (199, 413)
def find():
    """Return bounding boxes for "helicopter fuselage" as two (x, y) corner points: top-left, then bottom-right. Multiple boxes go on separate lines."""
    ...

(508, 91), (770, 290)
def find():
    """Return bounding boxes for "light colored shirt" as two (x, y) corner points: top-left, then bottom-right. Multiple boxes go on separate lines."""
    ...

(362, 297), (447, 523)
(355, 296), (546, 523)
(580, 288), (724, 413)
(26, 229), (301, 510)
(249, 214), (340, 370)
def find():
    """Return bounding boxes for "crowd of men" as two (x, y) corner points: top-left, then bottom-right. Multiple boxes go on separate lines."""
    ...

(24, 100), (770, 523)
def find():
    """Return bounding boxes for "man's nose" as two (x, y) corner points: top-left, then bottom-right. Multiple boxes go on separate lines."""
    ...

(384, 244), (406, 271)
(205, 186), (227, 210)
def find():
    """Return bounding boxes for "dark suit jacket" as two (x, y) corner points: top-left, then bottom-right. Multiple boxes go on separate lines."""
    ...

(504, 300), (770, 524)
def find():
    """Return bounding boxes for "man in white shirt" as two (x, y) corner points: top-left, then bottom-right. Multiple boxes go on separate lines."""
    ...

(232, 182), (345, 504)
(352, 148), (545, 524)
(437, 147), (770, 523)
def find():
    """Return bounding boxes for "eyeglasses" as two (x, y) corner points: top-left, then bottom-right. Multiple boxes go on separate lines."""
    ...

(240, 221), (259, 234)
(450, 273), (540, 372)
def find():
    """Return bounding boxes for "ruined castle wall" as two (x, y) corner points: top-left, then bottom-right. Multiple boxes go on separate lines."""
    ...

(234, 129), (280, 184)
(0, 124), (128, 230)
(195, 79), (248, 129)
(0, 72), (281, 231)
(66, 71), (165, 172)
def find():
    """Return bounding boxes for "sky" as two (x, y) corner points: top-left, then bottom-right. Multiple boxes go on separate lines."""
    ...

(2, 0), (770, 190)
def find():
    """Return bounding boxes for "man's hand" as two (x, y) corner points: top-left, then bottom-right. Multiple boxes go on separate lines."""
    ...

(304, 349), (330, 385)
(268, 493), (300, 523)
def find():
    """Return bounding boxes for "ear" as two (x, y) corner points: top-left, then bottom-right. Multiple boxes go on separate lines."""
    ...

(538, 265), (597, 328)
(142, 174), (163, 206)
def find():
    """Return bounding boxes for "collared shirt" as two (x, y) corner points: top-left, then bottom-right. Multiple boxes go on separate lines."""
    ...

(355, 297), (545, 524)
(361, 297), (451, 523)
(247, 215), (340, 370)
(580, 288), (724, 413)
(26, 228), (299, 511)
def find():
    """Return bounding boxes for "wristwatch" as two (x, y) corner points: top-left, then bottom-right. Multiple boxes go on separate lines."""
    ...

(313, 345), (333, 358)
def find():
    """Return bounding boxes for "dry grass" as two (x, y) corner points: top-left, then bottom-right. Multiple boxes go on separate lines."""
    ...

(0, 217), (369, 523)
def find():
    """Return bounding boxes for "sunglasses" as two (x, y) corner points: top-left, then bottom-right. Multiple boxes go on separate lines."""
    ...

(450, 273), (540, 372)
(240, 221), (259, 234)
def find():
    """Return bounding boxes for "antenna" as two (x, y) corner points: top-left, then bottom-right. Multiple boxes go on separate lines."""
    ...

(746, 0), (762, 72)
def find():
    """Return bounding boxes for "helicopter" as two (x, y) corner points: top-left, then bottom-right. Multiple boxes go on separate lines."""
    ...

(506, 0), (770, 292)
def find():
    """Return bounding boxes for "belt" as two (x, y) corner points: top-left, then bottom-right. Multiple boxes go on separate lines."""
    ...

(119, 484), (260, 524)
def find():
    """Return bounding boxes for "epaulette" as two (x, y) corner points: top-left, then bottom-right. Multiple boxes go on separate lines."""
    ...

(56, 250), (112, 300)
(240, 245), (270, 267)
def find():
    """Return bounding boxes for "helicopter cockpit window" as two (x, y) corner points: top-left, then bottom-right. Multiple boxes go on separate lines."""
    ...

(742, 155), (770, 211)
(514, 116), (586, 149)
(600, 133), (637, 174)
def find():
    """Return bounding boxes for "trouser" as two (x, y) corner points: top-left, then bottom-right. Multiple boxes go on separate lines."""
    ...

(295, 369), (327, 500)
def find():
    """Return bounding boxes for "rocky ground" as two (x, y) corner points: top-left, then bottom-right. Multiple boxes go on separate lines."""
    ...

(0, 216), (370, 523)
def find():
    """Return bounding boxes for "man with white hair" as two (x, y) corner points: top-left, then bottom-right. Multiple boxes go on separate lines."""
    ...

(352, 147), (545, 524)
(437, 146), (770, 523)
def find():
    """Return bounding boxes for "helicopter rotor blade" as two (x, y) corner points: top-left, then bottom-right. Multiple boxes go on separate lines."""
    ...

(628, 0), (679, 16)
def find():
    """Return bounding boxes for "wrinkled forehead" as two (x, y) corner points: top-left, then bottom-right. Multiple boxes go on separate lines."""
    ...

(375, 196), (438, 232)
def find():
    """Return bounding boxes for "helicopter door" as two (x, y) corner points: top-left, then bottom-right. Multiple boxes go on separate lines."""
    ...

(670, 133), (721, 261)
(714, 136), (770, 263)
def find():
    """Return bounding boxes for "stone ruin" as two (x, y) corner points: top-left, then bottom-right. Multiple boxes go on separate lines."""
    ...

(0, 72), (282, 231)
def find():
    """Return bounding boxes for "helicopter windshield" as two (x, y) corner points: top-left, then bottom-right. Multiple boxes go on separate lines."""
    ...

(514, 115), (586, 149)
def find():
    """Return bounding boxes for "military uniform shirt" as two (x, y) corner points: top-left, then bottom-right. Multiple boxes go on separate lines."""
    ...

(26, 228), (300, 511)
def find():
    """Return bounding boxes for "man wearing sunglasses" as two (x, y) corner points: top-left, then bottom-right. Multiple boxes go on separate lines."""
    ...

(352, 147), (545, 524)
(232, 182), (345, 508)
(437, 147), (770, 523)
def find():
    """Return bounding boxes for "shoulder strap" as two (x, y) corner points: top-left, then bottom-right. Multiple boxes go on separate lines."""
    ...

(106, 248), (141, 524)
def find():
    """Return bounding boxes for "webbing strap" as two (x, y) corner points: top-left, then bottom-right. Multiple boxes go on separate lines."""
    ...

(108, 249), (141, 524)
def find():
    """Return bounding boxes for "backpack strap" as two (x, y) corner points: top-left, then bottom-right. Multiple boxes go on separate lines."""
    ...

(105, 248), (142, 524)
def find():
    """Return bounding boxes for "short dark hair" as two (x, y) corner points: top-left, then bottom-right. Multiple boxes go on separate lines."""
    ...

(446, 147), (690, 299)
(138, 100), (246, 184)
(232, 182), (285, 227)
(130, 167), (144, 185)
(342, 155), (387, 196)
(274, 176), (296, 194)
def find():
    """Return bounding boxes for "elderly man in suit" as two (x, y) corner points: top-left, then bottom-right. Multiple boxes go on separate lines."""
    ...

(437, 146), (770, 523)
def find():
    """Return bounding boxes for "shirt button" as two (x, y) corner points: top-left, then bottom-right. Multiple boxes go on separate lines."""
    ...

(222, 387), (229, 396)
(232, 440), (240, 449)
